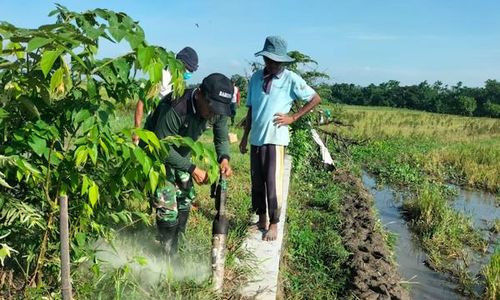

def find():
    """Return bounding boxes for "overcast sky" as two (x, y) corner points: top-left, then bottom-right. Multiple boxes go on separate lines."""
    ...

(1, 0), (500, 87)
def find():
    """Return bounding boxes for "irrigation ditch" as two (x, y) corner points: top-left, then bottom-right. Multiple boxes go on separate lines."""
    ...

(362, 171), (499, 299)
(290, 120), (499, 300)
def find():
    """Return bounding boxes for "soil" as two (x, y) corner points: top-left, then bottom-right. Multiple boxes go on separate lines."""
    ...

(334, 169), (410, 300)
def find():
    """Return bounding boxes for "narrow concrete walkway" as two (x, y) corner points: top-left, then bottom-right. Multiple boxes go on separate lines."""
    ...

(239, 155), (292, 300)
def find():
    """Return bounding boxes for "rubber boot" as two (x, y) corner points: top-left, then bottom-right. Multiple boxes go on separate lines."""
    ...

(173, 209), (190, 252)
(157, 220), (179, 257)
(177, 209), (190, 235)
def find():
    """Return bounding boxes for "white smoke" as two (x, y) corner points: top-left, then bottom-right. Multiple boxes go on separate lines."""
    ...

(93, 229), (211, 287)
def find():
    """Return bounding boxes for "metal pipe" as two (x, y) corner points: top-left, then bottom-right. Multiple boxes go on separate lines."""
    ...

(211, 174), (229, 293)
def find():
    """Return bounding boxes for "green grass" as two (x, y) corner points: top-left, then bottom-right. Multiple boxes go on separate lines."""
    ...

(482, 246), (500, 300)
(281, 160), (350, 299)
(402, 182), (486, 270)
(330, 105), (500, 193)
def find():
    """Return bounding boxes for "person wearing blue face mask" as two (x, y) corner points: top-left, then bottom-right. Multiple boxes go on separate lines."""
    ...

(133, 47), (199, 144)
(183, 71), (193, 81)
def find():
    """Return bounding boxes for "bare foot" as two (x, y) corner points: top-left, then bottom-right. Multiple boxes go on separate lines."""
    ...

(257, 214), (268, 231)
(263, 223), (278, 241)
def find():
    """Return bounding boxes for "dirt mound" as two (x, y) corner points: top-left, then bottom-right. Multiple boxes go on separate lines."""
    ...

(334, 169), (410, 300)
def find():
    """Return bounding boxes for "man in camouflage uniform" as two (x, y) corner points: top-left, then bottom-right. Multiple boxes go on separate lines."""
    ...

(144, 73), (234, 255)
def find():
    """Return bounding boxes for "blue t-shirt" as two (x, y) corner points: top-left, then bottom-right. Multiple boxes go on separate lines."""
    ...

(247, 69), (316, 146)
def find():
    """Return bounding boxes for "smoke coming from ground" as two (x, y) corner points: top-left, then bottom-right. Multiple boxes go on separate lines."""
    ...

(93, 229), (211, 287)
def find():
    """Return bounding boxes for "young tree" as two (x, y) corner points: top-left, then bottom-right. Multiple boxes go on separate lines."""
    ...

(0, 5), (218, 294)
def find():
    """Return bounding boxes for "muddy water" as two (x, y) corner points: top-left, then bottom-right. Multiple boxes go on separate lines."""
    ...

(451, 188), (499, 231)
(362, 173), (464, 300)
(451, 187), (499, 276)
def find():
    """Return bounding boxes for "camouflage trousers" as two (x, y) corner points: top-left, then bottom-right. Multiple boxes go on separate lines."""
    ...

(153, 170), (196, 225)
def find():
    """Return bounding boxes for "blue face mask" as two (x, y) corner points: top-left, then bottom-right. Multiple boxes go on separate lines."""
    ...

(183, 71), (192, 80)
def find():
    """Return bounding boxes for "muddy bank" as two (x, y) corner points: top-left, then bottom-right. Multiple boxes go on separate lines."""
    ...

(334, 169), (410, 300)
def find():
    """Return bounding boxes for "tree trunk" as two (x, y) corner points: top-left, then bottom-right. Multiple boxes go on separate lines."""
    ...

(59, 195), (73, 300)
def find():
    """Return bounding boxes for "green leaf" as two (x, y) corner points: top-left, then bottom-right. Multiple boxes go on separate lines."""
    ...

(28, 135), (47, 157)
(148, 61), (163, 84)
(94, 8), (109, 19)
(14, 158), (41, 178)
(80, 19), (102, 40)
(81, 116), (95, 133)
(113, 58), (130, 81)
(208, 166), (219, 185)
(144, 131), (160, 149)
(98, 86), (110, 100)
(19, 97), (40, 119)
(149, 169), (159, 192)
(49, 67), (64, 97)
(74, 109), (91, 124)
(133, 147), (146, 169)
(88, 126), (98, 143)
(0, 243), (16, 266)
(108, 26), (126, 42)
(121, 144), (131, 160)
(40, 48), (64, 77)
(46, 149), (62, 166)
(143, 157), (152, 175)
(125, 27), (144, 49)
(75, 232), (86, 247)
(75, 146), (88, 167)
(6, 42), (24, 59)
(88, 143), (98, 165)
(191, 142), (205, 160)
(87, 78), (97, 98)
(81, 175), (89, 196)
(99, 138), (109, 157)
(118, 211), (130, 223)
(133, 212), (151, 225)
(0, 172), (12, 189)
(137, 46), (154, 69)
(98, 64), (117, 84)
(88, 181), (99, 207)
(27, 37), (52, 52)
(0, 108), (9, 120)
(110, 214), (119, 223)
(62, 58), (73, 92)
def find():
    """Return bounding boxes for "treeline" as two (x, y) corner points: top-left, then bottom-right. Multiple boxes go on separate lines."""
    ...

(326, 79), (500, 118)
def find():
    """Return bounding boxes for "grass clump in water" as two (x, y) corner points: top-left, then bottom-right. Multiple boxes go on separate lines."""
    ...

(402, 182), (486, 269)
(482, 245), (499, 300)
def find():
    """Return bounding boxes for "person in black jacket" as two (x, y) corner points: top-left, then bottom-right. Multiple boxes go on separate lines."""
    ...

(144, 73), (233, 255)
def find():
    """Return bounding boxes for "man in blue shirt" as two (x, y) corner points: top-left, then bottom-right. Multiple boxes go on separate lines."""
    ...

(239, 36), (321, 241)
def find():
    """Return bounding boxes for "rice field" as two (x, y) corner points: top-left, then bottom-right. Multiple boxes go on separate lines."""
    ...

(330, 105), (500, 193)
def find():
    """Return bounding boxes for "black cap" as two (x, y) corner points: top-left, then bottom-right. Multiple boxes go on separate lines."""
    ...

(200, 73), (233, 116)
(176, 47), (198, 72)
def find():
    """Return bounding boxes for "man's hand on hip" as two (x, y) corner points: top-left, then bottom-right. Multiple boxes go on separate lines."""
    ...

(273, 113), (296, 127)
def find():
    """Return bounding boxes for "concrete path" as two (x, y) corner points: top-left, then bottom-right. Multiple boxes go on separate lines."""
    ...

(239, 155), (292, 300)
